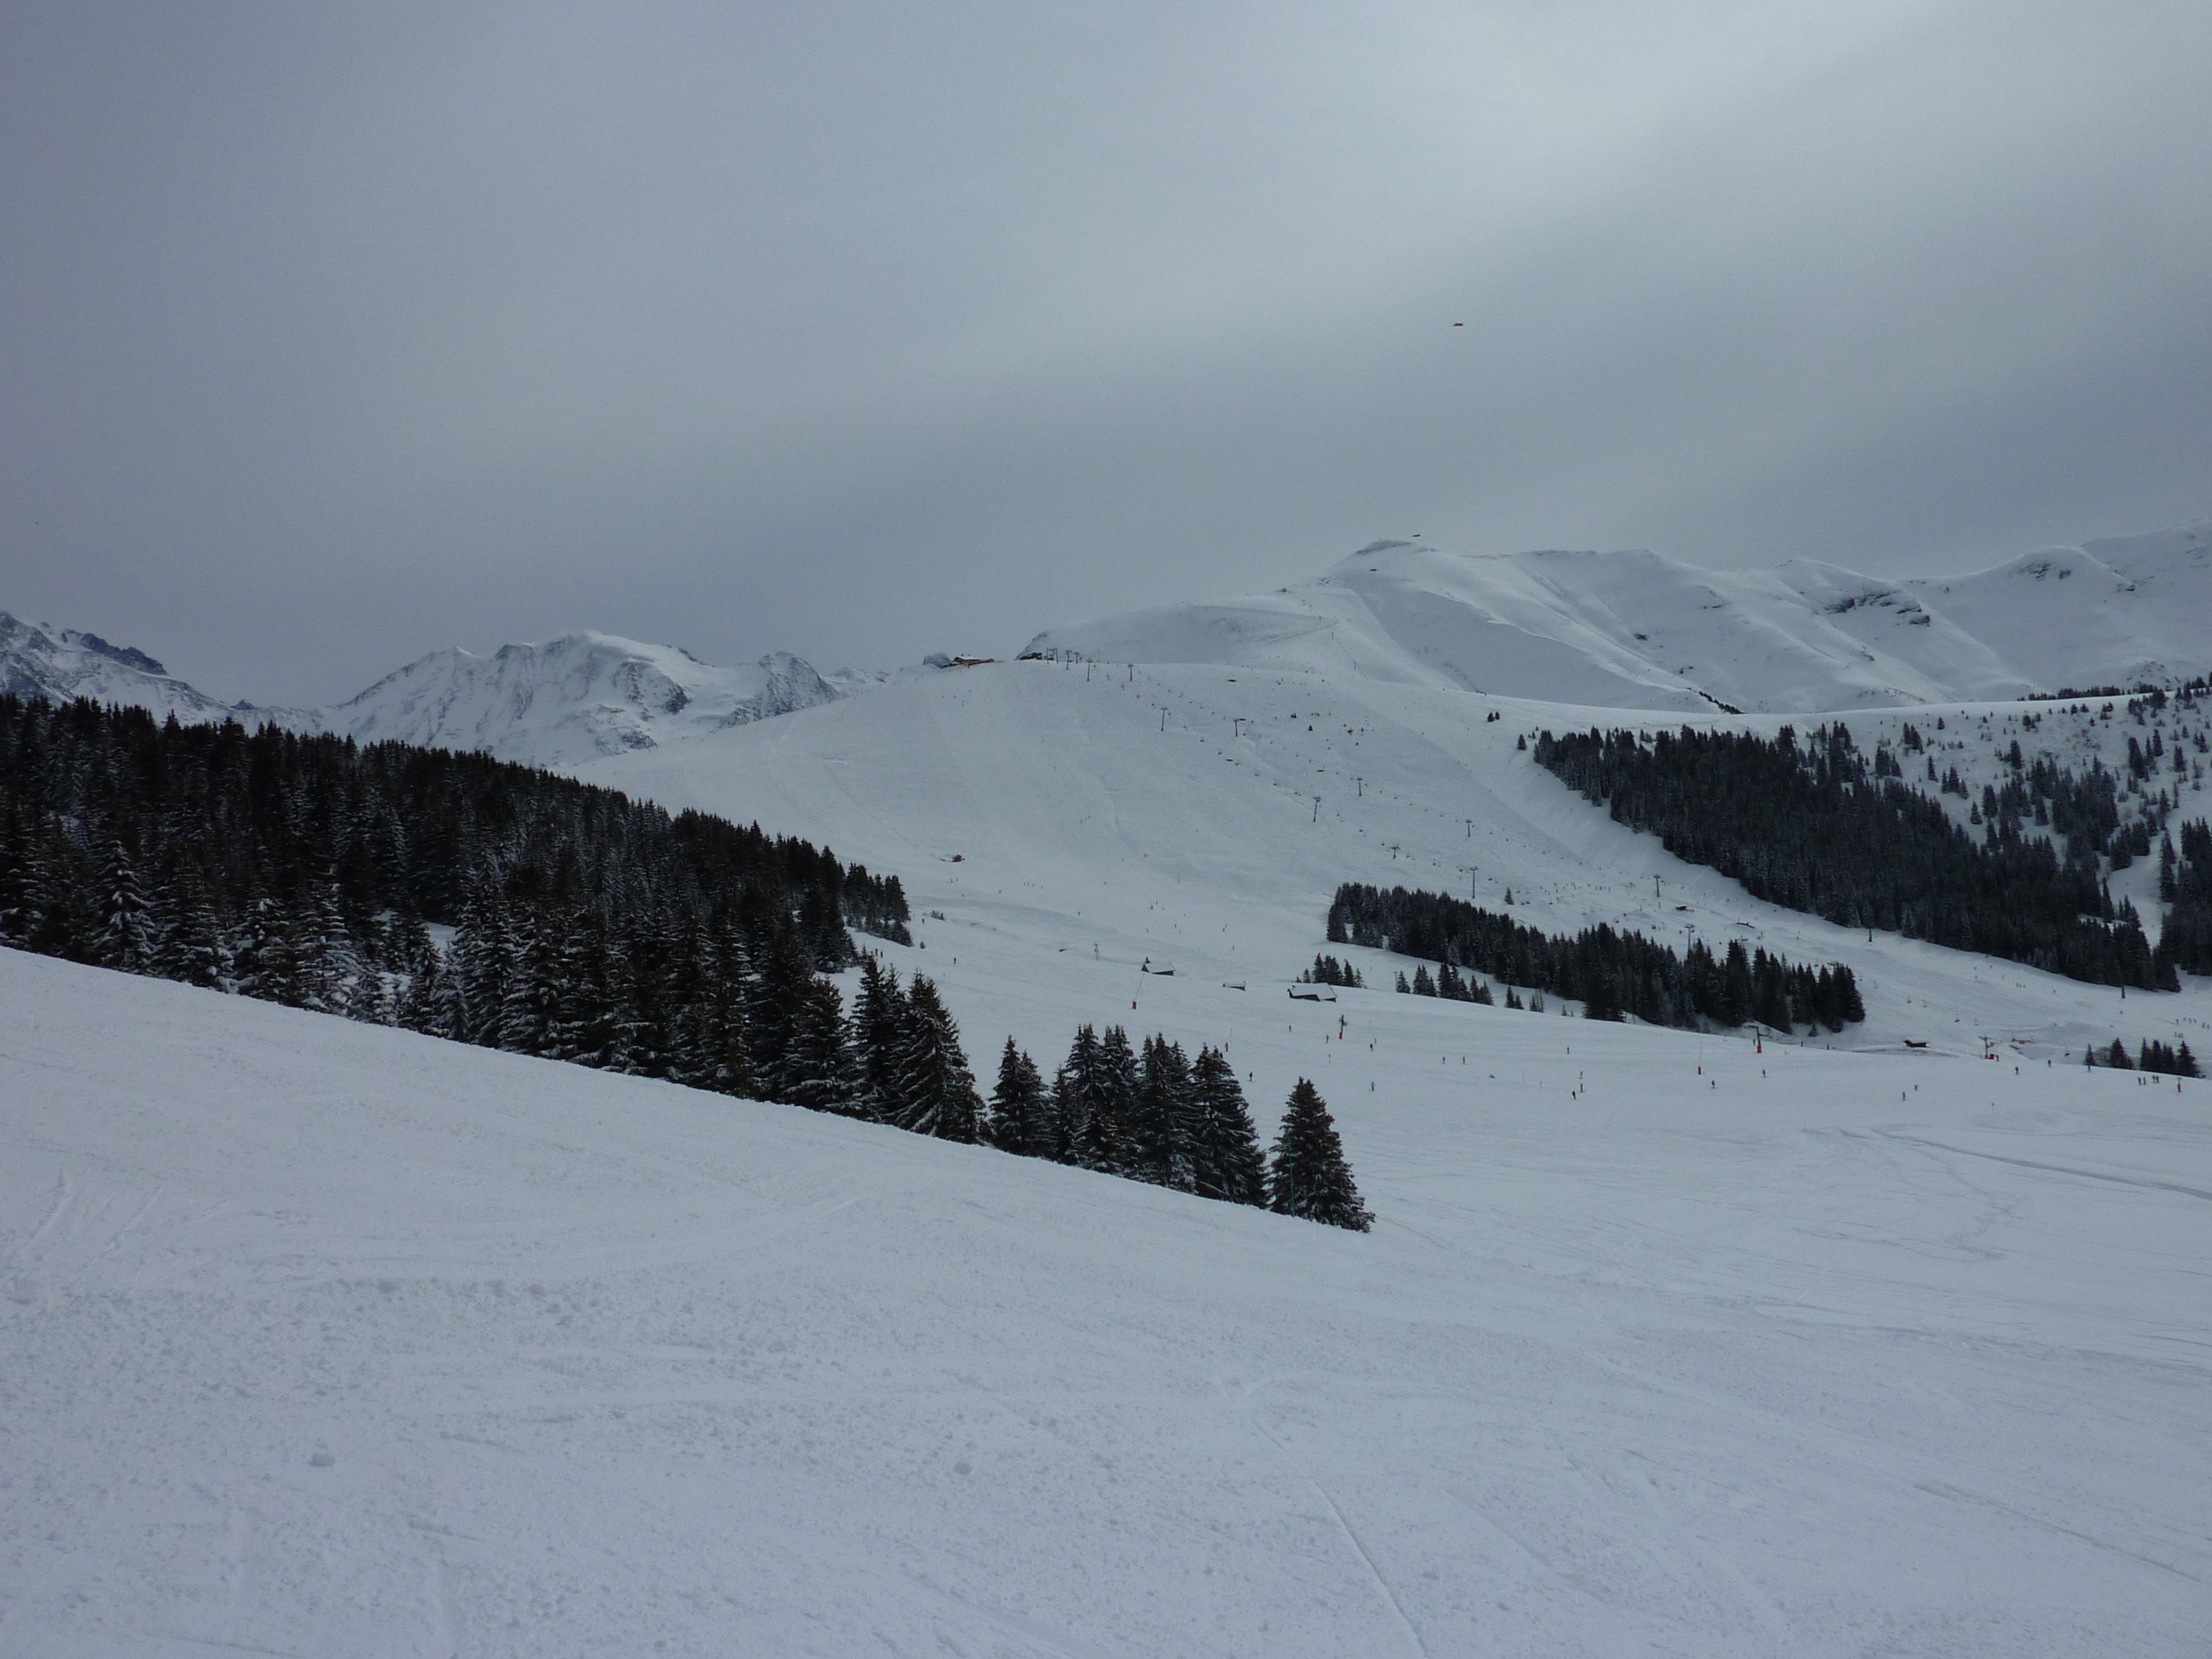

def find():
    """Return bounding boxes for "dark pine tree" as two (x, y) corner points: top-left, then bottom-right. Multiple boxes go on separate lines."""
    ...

(497, 911), (562, 1057)
(1187, 1045), (1267, 1206)
(396, 947), (447, 1035)
(1128, 1035), (1196, 1190)
(747, 923), (818, 1101)
(150, 857), (225, 988)
(780, 975), (860, 1114)
(1051, 1025), (1105, 1167)
(850, 954), (911, 1125)
(986, 1037), (1052, 1156)
(232, 896), (309, 1009)
(1269, 1079), (1372, 1232)
(548, 923), (622, 1067)
(891, 974), (980, 1141)
(1076, 1027), (1141, 1175)
(95, 836), (158, 975)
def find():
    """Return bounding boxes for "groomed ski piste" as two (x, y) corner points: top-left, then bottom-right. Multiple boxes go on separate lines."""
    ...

(5, 654), (2210, 1655)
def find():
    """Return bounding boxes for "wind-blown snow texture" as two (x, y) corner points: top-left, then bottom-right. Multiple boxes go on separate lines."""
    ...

(1026, 523), (2212, 712)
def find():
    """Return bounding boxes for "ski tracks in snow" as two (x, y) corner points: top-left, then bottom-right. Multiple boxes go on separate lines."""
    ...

(1215, 1373), (1430, 1658)
(1874, 1128), (2212, 1203)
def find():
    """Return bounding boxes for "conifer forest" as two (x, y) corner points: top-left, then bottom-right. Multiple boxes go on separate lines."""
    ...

(0, 693), (1368, 1228)
(1329, 882), (1864, 1033)
(1532, 722), (2185, 991)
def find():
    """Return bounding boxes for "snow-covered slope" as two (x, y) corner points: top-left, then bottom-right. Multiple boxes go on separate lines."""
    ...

(1902, 522), (2212, 698)
(0, 615), (845, 767)
(1025, 522), (2212, 712)
(13, 519), (2208, 757)
(12, 621), (2212, 1651)
(581, 656), (2212, 1068)
(294, 633), (841, 766)
(7, 933), (2207, 1655)
(0, 609), (241, 723)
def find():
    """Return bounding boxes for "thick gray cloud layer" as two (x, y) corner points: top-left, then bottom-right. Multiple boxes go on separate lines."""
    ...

(4, 1), (2208, 703)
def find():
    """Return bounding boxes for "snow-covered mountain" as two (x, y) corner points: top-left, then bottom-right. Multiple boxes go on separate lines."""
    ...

(293, 633), (842, 766)
(0, 615), (843, 767)
(10, 646), (2208, 1652)
(11, 515), (2212, 1649)
(0, 611), (241, 723)
(10, 517), (2209, 762)
(1024, 521), (2212, 712)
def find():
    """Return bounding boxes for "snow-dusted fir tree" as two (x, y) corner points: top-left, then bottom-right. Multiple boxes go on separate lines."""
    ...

(395, 942), (445, 1034)
(232, 896), (306, 1008)
(780, 975), (859, 1114)
(451, 886), (516, 1047)
(95, 836), (158, 974)
(699, 919), (762, 1098)
(497, 914), (560, 1056)
(341, 961), (395, 1025)
(1187, 1045), (1266, 1206)
(986, 1037), (1052, 1156)
(1056, 1025), (1139, 1174)
(1074, 1026), (1140, 1174)
(548, 924), (626, 1068)
(1269, 1079), (1371, 1232)
(149, 859), (225, 988)
(892, 974), (979, 1141)
(1051, 1025), (1103, 1166)
(850, 954), (910, 1124)
(799, 883), (853, 971)
(300, 880), (354, 1012)
(746, 925), (817, 1098)
(1130, 1036), (1196, 1190)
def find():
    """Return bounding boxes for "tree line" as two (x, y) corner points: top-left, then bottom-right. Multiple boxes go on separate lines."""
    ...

(981, 1011), (1369, 1228)
(1532, 723), (2174, 991)
(1394, 959), (1495, 1004)
(1328, 882), (1864, 1033)
(1298, 953), (1366, 988)
(2085, 1037), (2203, 1077)
(0, 694), (907, 1065)
(2157, 819), (2212, 976)
(0, 692), (1372, 1230)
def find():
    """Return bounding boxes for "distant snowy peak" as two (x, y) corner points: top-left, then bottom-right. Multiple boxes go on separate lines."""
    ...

(1024, 523), (2212, 713)
(0, 611), (240, 722)
(303, 633), (843, 765)
(1900, 522), (2212, 699)
(0, 615), (843, 767)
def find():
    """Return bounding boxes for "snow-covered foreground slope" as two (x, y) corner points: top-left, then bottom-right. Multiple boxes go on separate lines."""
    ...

(1025, 522), (2212, 713)
(5, 940), (2208, 1655)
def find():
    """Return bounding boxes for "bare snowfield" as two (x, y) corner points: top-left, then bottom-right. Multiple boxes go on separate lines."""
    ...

(4, 942), (2208, 1656)
(6, 657), (2211, 1654)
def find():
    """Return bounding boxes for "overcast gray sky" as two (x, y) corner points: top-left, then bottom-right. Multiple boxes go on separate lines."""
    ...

(4, 1), (2208, 705)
